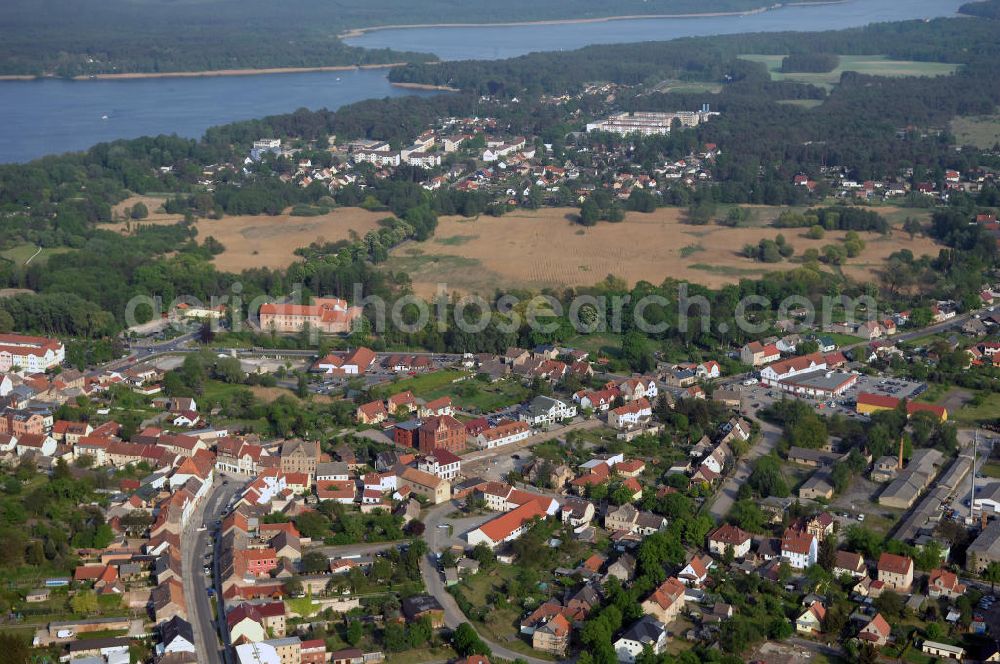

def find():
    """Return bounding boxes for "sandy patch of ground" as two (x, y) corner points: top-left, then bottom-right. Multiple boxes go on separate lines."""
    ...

(107, 197), (389, 272)
(384, 207), (941, 297)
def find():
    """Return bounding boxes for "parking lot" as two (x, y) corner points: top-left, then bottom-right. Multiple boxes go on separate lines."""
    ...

(740, 373), (926, 421)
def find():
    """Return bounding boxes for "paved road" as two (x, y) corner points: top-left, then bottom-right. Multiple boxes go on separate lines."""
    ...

(707, 419), (782, 520)
(183, 478), (241, 664)
(413, 500), (554, 663)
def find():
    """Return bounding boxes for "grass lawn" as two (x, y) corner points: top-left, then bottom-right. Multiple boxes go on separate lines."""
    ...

(823, 332), (865, 347)
(954, 392), (1000, 425)
(372, 369), (470, 400)
(201, 379), (254, 404)
(738, 54), (960, 90)
(0, 244), (72, 266)
(564, 332), (623, 359)
(425, 378), (530, 414)
(980, 462), (1000, 479)
(285, 596), (319, 618)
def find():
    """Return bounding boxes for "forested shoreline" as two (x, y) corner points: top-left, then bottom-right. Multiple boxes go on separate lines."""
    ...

(0, 0), (829, 77)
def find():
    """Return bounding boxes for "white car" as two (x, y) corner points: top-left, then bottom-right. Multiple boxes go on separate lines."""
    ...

(857, 514), (865, 522)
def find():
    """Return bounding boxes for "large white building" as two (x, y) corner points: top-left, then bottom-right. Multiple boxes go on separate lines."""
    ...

(476, 421), (531, 449)
(520, 396), (577, 427)
(586, 108), (719, 136)
(0, 334), (65, 373)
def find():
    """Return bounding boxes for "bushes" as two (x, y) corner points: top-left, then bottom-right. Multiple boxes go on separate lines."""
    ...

(744, 235), (794, 262)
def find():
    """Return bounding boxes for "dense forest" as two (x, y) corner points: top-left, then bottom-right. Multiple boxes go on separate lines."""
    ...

(0, 0), (828, 77)
(780, 52), (839, 73)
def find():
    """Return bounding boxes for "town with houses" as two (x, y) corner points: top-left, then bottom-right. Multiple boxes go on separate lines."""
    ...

(223, 93), (1000, 231)
(2, 264), (1000, 664)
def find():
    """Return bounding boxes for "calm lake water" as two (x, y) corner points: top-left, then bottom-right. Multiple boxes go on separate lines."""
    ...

(0, 0), (967, 164)
(344, 0), (968, 60)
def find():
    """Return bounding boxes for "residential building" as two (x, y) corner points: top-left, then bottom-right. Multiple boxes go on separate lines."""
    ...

(401, 595), (445, 628)
(877, 552), (914, 592)
(531, 612), (570, 656)
(708, 524), (752, 558)
(520, 396), (577, 427)
(740, 341), (780, 367)
(0, 333), (65, 373)
(796, 603), (826, 635)
(927, 568), (966, 599)
(640, 577), (686, 625)
(418, 448), (462, 481)
(781, 531), (818, 569)
(398, 467), (451, 504)
(608, 398), (652, 430)
(858, 613), (891, 647)
(967, 520), (1000, 573)
(832, 551), (867, 579)
(614, 616), (668, 663)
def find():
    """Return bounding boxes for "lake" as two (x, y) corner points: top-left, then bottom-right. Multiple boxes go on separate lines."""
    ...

(344, 0), (967, 60)
(0, 69), (439, 164)
(0, 0), (967, 164)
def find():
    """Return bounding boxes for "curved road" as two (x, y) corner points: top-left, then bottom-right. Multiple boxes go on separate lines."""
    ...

(419, 500), (555, 664)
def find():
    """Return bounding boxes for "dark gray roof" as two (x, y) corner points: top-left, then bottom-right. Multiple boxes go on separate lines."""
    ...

(401, 595), (443, 618)
(620, 615), (666, 644)
(160, 615), (194, 647)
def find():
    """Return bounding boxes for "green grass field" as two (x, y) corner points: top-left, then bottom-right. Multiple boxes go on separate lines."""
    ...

(739, 54), (960, 90)
(371, 369), (471, 400)
(954, 392), (1000, 425)
(823, 332), (865, 347)
(950, 114), (1000, 149)
(0, 244), (72, 266)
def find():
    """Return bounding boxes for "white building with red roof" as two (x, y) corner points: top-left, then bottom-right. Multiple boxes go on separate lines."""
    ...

(418, 448), (462, 480)
(466, 500), (548, 549)
(0, 334), (64, 373)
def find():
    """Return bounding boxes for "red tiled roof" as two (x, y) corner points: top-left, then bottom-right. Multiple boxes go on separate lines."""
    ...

(710, 524), (751, 546)
(476, 500), (547, 543)
(878, 552), (913, 575)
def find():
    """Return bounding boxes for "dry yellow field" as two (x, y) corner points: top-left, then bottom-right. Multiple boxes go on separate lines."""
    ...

(384, 207), (940, 296)
(107, 197), (388, 272)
